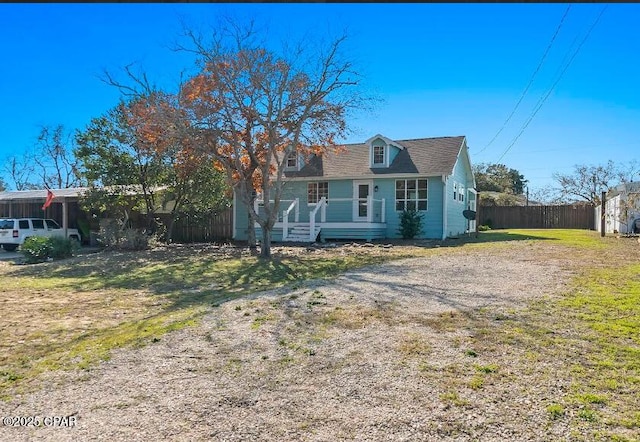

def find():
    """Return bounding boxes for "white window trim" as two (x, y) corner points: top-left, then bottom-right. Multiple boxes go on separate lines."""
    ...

(453, 181), (465, 203)
(395, 178), (428, 212)
(285, 152), (299, 170)
(370, 143), (390, 168)
(307, 181), (329, 206)
(373, 145), (385, 166)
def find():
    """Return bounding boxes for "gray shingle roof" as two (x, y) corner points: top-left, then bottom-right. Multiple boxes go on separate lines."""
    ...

(285, 136), (466, 179)
(0, 187), (89, 201)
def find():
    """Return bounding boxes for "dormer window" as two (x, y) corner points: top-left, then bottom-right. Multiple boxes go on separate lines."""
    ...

(373, 145), (385, 165)
(366, 134), (404, 169)
(285, 152), (298, 169)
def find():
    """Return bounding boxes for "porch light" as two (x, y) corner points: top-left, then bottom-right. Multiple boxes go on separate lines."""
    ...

(374, 185), (379, 192)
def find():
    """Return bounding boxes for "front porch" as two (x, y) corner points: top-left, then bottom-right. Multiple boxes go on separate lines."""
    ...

(255, 197), (388, 242)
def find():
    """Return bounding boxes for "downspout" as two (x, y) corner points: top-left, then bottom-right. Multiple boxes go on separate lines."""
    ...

(442, 175), (448, 240)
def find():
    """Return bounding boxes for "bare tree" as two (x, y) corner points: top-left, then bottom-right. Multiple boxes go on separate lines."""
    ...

(3, 155), (37, 190)
(552, 161), (619, 206)
(33, 125), (83, 189)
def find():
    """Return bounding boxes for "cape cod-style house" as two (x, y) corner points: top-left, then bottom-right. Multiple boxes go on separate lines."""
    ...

(233, 134), (477, 242)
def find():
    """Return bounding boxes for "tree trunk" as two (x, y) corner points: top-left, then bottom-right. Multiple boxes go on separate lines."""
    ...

(260, 226), (271, 258)
(247, 209), (258, 255)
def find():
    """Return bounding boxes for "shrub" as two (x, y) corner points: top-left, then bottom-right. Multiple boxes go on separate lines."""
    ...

(119, 228), (151, 250)
(97, 219), (152, 251)
(478, 225), (492, 232)
(97, 219), (121, 248)
(21, 237), (53, 264)
(49, 236), (79, 258)
(398, 210), (424, 239)
(21, 236), (77, 264)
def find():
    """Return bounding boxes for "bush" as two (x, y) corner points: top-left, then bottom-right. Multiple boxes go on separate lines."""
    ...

(398, 210), (424, 239)
(478, 225), (492, 232)
(21, 236), (77, 264)
(119, 228), (151, 250)
(49, 236), (78, 258)
(97, 219), (152, 251)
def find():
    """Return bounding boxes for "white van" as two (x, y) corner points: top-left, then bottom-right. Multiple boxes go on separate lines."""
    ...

(0, 218), (81, 251)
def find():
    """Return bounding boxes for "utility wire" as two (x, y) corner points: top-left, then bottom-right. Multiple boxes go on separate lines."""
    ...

(475, 5), (572, 156)
(495, 5), (608, 164)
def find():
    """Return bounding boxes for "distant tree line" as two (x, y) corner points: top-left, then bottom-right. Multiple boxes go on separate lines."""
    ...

(473, 160), (639, 207)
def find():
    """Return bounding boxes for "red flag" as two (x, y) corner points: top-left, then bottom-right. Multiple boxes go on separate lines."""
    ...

(42, 189), (55, 210)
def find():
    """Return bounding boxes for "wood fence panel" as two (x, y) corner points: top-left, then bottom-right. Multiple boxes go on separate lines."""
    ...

(478, 205), (594, 230)
(165, 208), (234, 243)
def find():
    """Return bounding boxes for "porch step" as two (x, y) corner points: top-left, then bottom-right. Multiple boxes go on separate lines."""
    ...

(283, 224), (321, 242)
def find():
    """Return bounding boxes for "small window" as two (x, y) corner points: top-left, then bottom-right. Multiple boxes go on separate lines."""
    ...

(453, 182), (458, 201)
(307, 181), (328, 204)
(18, 220), (29, 229)
(286, 153), (297, 168)
(32, 219), (45, 229)
(373, 145), (385, 165)
(0, 220), (15, 229)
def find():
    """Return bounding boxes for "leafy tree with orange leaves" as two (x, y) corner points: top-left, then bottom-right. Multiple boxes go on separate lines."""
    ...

(172, 19), (366, 257)
(75, 99), (229, 243)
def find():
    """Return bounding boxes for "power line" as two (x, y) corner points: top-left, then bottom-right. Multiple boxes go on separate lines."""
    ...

(475, 5), (572, 156)
(495, 5), (608, 164)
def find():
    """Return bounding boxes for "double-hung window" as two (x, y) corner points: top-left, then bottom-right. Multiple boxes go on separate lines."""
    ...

(307, 181), (328, 204)
(286, 153), (297, 169)
(395, 179), (428, 211)
(373, 145), (385, 165)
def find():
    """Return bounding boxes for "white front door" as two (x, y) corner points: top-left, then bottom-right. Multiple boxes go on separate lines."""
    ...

(353, 180), (373, 222)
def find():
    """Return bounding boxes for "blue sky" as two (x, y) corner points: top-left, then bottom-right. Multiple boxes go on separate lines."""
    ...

(1, 3), (638, 193)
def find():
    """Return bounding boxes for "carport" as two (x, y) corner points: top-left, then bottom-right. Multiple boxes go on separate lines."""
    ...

(0, 187), (88, 238)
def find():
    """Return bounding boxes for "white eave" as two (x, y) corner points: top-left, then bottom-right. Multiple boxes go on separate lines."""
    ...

(365, 134), (405, 150)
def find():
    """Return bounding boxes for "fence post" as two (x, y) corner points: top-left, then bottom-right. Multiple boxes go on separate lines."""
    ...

(600, 191), (606, 237)
(475, 193), (480, 238)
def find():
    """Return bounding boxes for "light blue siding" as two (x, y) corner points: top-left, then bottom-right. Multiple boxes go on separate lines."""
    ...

(445, 144), (475, 237)
(375, 177), (444, 239)
(234, 194), (249, 241)
(321, 227), (386, 241)
(255, 226), (386, 243)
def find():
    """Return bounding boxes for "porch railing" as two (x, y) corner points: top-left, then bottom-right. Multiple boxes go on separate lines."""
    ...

(282, 198), (299, 240)
(309, 197), (327, 241)
(324, 197), (386, 223)
(255, 197), (386, 225)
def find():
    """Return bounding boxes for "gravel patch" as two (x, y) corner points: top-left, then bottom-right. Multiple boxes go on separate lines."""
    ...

(1, 243), (577, 441)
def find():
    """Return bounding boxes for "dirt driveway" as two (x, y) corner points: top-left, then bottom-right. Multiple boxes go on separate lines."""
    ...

(1, 243), (577, 441)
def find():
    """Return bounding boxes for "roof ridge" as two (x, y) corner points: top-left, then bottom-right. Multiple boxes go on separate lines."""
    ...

(396, 135), (466, 142)
(337, 135), (465, 146)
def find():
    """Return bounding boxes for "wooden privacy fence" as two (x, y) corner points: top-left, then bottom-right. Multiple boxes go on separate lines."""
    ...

(478, 205), (595, 230)
(160, 208), (233, 243)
